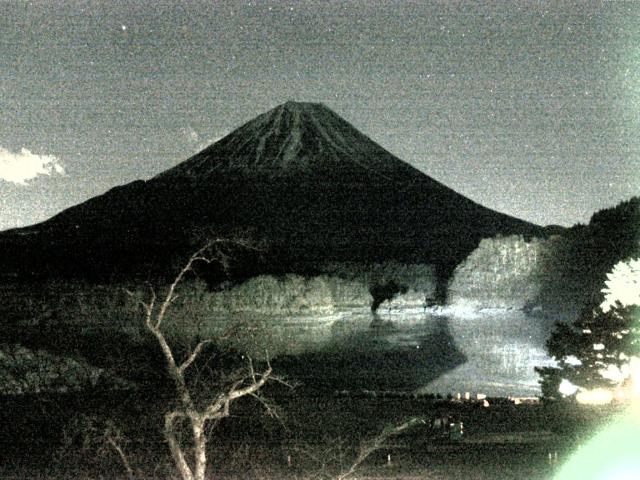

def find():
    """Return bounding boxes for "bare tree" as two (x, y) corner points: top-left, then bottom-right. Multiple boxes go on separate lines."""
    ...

(128, 239), (273, 480)
(336, 417), (426, 480)
(289, 417), (427, 480)
(57, 414), (137, 480)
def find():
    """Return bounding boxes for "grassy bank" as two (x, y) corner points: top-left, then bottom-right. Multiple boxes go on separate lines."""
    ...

(0, 386), (616, 479)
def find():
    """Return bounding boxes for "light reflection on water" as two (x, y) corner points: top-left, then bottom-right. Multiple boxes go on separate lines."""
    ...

(227, 307), (558, 396)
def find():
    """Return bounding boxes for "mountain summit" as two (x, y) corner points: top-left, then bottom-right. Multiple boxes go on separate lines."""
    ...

(156, 101), (431, 183)
(1, 101), (543, 285)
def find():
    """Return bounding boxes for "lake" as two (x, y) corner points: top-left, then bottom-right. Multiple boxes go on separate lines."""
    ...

(226, 306), (559, 397)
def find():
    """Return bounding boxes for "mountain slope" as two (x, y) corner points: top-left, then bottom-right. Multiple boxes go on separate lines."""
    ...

(156, 101), (442, 183)
(0, 101), (543, 285)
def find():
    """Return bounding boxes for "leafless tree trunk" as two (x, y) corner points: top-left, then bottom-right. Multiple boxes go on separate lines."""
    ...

(128, 239), (273, 480)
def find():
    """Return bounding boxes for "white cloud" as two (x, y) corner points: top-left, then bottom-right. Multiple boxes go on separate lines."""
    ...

(195, 136), (225, 152)
(0, 147), (65, 185)
(180, 125), (226, 152)
(181, 126), (200, 143)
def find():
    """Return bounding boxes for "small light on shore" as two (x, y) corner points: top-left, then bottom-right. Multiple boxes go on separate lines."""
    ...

(576, 388), (613, 405)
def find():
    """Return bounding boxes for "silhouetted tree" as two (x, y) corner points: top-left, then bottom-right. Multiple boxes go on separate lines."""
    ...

(537, 303), (640, 395)
(537, 257), (640, 398)
(536, 197), (640, 314)
(369, 280), (408, 312)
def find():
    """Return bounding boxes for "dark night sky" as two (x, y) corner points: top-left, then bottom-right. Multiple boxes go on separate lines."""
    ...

(1, 0), (638, 230)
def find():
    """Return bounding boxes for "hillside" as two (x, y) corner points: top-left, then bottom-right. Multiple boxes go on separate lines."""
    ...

(447, 197), (640, 316)
(447, 234), (551, 311)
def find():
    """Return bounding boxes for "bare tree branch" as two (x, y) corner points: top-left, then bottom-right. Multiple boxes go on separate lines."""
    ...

(248, 356), (257, 383)
(178, 339), (214, 375)
(268, 375), (297, 389)
(336, 417), (426, 480)
(105, 433), (136, 480)
(227, 365), (273, 402)
(155, 243), (212, 330)
(130, 238), (276, 480)
(125, 283), (157, 330)
(249, 392), (279, 419)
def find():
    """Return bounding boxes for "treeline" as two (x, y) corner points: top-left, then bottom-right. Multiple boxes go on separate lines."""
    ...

(447, 235), (548, 310)
(318, 261), (438, 310)
(2, 261), (437, 326)
(205, 274), (369, 314)
(538, 196), (640, 315)
(0, 262), (438, 382)
(448, 197), (640, 316)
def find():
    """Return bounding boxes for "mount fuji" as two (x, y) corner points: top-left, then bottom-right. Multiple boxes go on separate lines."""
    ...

(1, 101), (543, 284)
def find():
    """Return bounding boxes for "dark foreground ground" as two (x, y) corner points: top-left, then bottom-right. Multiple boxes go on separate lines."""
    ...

(0, 387), (621, 480)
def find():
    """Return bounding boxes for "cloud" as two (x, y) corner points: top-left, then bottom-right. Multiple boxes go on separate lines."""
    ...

(181, 126), (200, 143)
(0, 147), (65, 185)
(181, 125), (227, 151)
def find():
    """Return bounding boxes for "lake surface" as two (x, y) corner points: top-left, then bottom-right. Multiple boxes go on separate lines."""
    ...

(227, 306), (558, 397)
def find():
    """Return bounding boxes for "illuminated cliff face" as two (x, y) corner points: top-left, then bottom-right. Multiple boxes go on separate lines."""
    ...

(447, 235), (548, 310)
